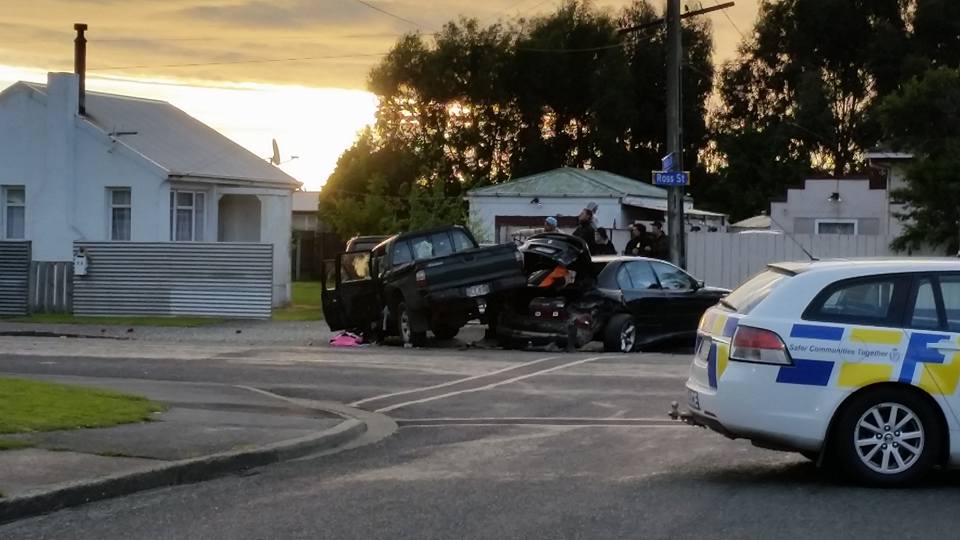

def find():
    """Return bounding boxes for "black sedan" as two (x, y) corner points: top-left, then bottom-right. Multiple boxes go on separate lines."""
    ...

(496, 234), (728, 352)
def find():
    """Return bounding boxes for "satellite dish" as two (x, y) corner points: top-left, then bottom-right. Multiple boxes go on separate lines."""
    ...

(270, 138), (281, 166)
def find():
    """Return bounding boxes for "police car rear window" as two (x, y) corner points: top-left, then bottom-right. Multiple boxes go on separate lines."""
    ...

(722, 269), (789, 314)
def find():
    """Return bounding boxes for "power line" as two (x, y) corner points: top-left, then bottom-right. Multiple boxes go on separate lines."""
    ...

(712, 0), (746, 41)
(518, 42), (625, 53)
(90, 53), (388, 71)
(344, 0), (434, 32)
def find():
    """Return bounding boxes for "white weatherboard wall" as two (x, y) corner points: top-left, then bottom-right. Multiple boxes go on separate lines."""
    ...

(469, 196), (622, 243)
(687, 232), (940, 290)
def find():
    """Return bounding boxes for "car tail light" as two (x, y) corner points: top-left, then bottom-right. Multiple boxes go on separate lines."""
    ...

(416, 270), (427, 288)
(730, 326), (792, 365)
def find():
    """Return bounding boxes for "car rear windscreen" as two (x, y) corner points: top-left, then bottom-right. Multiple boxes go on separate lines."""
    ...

(722, 269), (790, 314)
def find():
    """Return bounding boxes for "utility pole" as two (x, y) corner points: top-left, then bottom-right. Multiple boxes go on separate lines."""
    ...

(665, 0), (684, 268)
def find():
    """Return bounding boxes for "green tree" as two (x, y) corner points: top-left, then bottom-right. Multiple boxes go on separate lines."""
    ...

(710, 0), (908, 221)
(321, 0), (716, 236)
(878, 68), (960, 252)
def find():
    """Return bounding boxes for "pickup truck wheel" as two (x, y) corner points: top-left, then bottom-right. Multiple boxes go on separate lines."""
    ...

(603, 314), (637, 353)
(397, 302), (427, 347)
(432, 324), (460, 341)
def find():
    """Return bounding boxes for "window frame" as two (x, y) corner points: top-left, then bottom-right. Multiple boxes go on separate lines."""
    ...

(904, 274), (946, 331)
(927, 273), (960, 333)
(108, 187), (132, 241)
(649, 260), (697, 291)
(2, 185), (26, 240)
(815, 219), (858, 235)
(169, 190), (206, 242)
(802, 273), (911, 327)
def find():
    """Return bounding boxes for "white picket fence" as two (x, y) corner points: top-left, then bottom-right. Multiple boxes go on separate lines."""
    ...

(687, 233), (940, 290)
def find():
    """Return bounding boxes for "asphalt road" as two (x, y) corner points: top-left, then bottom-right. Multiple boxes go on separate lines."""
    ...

(3, 340), (960, 539)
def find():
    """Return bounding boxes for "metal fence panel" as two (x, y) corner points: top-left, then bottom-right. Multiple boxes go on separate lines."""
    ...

(0, 241), (30, 316)
(73, 242), (273, 319)
(687, 233), (939, 290)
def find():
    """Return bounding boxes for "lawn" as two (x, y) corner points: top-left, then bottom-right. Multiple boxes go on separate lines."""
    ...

(0, 378), (164, 435)
(7, 314), (226, 327)
(273, 281), (324, 321)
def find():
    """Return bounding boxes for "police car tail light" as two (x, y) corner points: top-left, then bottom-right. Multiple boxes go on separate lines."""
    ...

(730, 327), (792, 365)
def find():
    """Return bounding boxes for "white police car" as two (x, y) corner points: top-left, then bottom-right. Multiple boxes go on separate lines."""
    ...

(685, 259), (960, 486)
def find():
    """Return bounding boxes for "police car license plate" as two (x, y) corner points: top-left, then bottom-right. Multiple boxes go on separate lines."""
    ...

(466, 283), (490, 297)
(688, 389), (700, 410)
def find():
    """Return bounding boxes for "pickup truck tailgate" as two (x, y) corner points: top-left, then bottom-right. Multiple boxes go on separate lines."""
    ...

(421, 243), (523, 293)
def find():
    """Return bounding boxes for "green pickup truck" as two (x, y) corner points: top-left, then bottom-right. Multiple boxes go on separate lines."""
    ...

(322, 226), (526, 346)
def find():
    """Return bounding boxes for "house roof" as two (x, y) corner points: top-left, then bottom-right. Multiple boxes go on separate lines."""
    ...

(730, 215), (772, 229)
(467, 168), (669, 199)
(18, 81), (299, 188)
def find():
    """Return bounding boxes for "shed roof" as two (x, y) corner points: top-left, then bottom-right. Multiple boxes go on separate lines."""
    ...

(467, 168), (669, 199)
(19, 81), (299, 188)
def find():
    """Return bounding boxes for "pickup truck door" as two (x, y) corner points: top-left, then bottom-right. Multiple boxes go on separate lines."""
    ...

(321, 251), (381, 332)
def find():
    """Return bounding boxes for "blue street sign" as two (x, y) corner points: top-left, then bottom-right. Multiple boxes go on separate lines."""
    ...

(661, 152), (678, 172)
(652, 170), (689, 186)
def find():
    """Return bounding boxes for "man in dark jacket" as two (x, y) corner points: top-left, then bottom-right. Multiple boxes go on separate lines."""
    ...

(650, 221), (670, 260)
(596, 227), (617, 255)
(624, 222), (648, 256)
(572, 208), (597, 254)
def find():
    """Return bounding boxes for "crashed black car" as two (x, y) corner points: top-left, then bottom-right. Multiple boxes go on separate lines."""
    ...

(496, 233), (729, 353)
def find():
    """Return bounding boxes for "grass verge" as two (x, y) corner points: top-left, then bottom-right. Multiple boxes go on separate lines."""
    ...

(4, 314), (226, 327)
(0, 378), (164, 434)
(273, 281), (324, 321)
(0, 439), (32, 451)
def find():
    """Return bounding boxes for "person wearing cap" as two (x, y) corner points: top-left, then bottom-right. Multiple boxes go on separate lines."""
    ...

(572, 207), (598, 254)
(544, 216), (559, 233)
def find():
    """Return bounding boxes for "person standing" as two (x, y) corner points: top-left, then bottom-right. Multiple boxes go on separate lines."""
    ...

(544, 216), (558, 233)
(649, 221), (670, 260)
(572, 208), (597, 254)
(624, 222), (648, 256)
(596, 227), (617, 255)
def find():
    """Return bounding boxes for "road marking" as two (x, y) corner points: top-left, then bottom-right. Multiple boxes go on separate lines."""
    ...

(350, 355), (559, 407)
(401, 424), (685, 428)
(395, 417), (676, 423)
(375, 355), (610, 413)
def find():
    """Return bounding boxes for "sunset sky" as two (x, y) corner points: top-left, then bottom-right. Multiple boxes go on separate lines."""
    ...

(0, 0), (759, 190)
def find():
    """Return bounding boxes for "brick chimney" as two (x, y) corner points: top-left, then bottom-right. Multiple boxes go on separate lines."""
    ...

(74, 23), (87, 116)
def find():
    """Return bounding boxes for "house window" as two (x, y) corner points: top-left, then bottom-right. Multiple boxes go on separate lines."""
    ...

(109, 188), (132, 241)
(816, 219), (857, 235)
(2, 186), (25, 239)
(169, 190), (205, 241)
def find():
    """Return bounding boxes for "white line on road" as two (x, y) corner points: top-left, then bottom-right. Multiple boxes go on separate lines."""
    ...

(394, 417), (675, 423)
(375, 355), (611, 413)
(349, 355), (559, 407)
(400, 424), (686, 428)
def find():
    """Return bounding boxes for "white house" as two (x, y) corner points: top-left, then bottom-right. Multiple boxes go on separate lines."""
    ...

(767, 173), (905, 237)
(0, 72), (300, 306)
(466, 167), (725, 245)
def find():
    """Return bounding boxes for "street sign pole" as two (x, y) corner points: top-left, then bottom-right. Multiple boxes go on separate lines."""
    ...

(666, 0), (685, 268)
(666, 0), (686, 269)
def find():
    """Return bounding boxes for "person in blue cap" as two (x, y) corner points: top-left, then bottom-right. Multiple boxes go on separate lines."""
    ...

(544, 216), (558, 232)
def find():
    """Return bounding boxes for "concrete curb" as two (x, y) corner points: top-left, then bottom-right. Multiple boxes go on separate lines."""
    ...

(0, 415), (366, 524)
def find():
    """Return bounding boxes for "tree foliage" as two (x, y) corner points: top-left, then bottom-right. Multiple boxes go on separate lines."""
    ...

(709, 0), (908, 221)
(878, 68), (960, 253)
(321, 0), (714, 236)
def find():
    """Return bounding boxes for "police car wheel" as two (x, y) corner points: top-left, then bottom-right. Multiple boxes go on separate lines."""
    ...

(834, 389), (941, 486)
